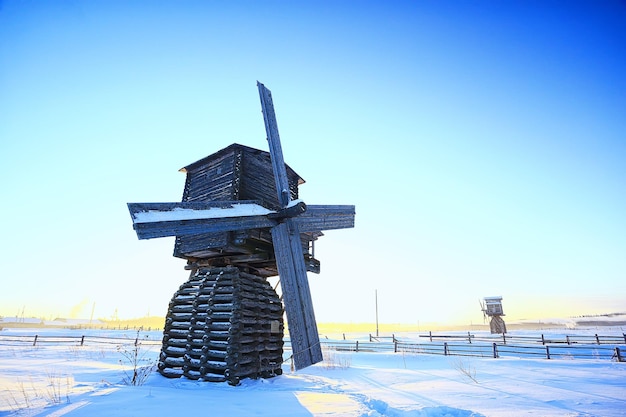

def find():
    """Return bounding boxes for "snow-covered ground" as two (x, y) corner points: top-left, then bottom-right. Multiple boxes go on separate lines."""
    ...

(1, 327), (625, 417)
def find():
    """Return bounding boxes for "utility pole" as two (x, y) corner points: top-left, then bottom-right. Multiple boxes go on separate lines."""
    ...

(375, 289), (379, 337)
(89, 302), (96, 324)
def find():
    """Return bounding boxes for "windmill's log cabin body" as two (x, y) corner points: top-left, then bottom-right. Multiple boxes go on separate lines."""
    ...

(174, 143), (322, 275)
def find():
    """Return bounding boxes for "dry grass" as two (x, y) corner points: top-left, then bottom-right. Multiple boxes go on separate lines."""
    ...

(321, 346), (352, 370)
(2, 371), (72, 412)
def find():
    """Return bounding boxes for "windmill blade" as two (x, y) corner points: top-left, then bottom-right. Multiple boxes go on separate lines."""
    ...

(271, 219), (323, 369)
(479, 300), (487, 323)
(127, 201), (276, 239)
(258, 81), (291, 208)
(259, 81), (323, 369)
(131, 214), (277, 240)
(295, 205), (356, 232)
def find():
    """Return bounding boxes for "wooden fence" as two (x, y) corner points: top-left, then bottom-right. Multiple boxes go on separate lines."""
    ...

(302, 332), (626, 362)
(1, 332), (624, 362)
(306, 339), (625, 362)
(409, 331), (626, 345)
(395, 341), (624, 361)
(0, 334), (162, 347)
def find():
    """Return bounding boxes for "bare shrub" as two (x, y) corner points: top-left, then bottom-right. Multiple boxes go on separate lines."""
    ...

(452, 357), (478, 383)
(117, 331), (156, 386)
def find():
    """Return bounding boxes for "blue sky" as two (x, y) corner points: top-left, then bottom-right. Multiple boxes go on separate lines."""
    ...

(1, 1), (624, 325)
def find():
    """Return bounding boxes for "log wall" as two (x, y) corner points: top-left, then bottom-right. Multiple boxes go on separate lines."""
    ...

(174, 144), (303, 260)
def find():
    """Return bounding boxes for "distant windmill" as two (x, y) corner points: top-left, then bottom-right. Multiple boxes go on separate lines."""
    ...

(127, 82), (355, 384)
(480, 296), (506, 334)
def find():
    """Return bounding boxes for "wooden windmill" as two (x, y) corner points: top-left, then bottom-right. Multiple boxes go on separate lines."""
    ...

(127, 82), (355, 384)
(480, 296), (507, 334)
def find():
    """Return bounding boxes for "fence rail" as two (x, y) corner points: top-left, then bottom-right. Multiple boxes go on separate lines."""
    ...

(303, 333), (626, 362)
(0, 334), (162, 347)
(407, 331), (626, 345)
(1, 332), (624, 362)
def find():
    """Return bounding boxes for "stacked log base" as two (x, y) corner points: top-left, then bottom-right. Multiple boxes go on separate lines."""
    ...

(158, 266), (284, 385)
(489, 316), (507, 334)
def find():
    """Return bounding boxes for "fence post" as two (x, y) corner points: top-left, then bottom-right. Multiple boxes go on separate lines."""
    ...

(429, 331), (433, 342)
(369, 334), (373, 342)
(566, 335), (570, 345)
(467, 332), (472, 343)
(355, 340), (359, 352)
(394, 340), (398, 353)
(33, 335), (38, 346)
(502, 333), (506, 345)
(546, 345), (551, 359)
(343, 333), (346, 340)
(623, 333), (626, 344)
(595, 334), (600, 345)
(615, 347), (623, 362)
(444, 342), (448, 356)
(492, 343), (498, 358)
(81, 335), (85, 346)
(541, 334), (545, 345)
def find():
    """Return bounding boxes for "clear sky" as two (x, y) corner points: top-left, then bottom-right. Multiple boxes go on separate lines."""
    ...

(1, 0), (624, 326)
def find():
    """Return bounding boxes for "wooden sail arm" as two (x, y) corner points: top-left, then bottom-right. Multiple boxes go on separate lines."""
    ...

(294, 205), (355, 232)
(127, 201), (277, 240)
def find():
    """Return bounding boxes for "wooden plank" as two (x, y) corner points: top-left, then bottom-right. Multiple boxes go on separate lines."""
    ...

(295, 205), (355, 232)
(259, 82), (323, 369)
(174, 232), (228, 258)
(181, 149), (238, 202)
(132, 215), (276, 240)
(128, 201), (276, 240)
(130, 201), (354, 238)
(258, 82), (291, 208)
(271, 219), (323, 370)
(128, 200), (264, 217)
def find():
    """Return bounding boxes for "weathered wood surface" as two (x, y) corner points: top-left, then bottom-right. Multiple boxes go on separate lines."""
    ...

(179, 143), (301, 208)
(180, 148), (239, 202)
(271, 220), (323, 370)
(129, 200), (264, 213)
(133, 215), (276, 240)
(258, 81), (291, 208)
(129, 201), (354, 240)
(490, 316), (507, 334)
(128, 146), (353, 276)
(259, 82), (323, 370)
(296, 204), (355, 232)
(158, 266), (284, 384)
(173, 143), (302, 259)
(240, 150), (300, 209)
(132, 83), (356, 377)
(128, 201), (275, 240)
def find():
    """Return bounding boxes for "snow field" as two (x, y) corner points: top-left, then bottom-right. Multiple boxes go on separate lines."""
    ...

(0, 328), (625, 416)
